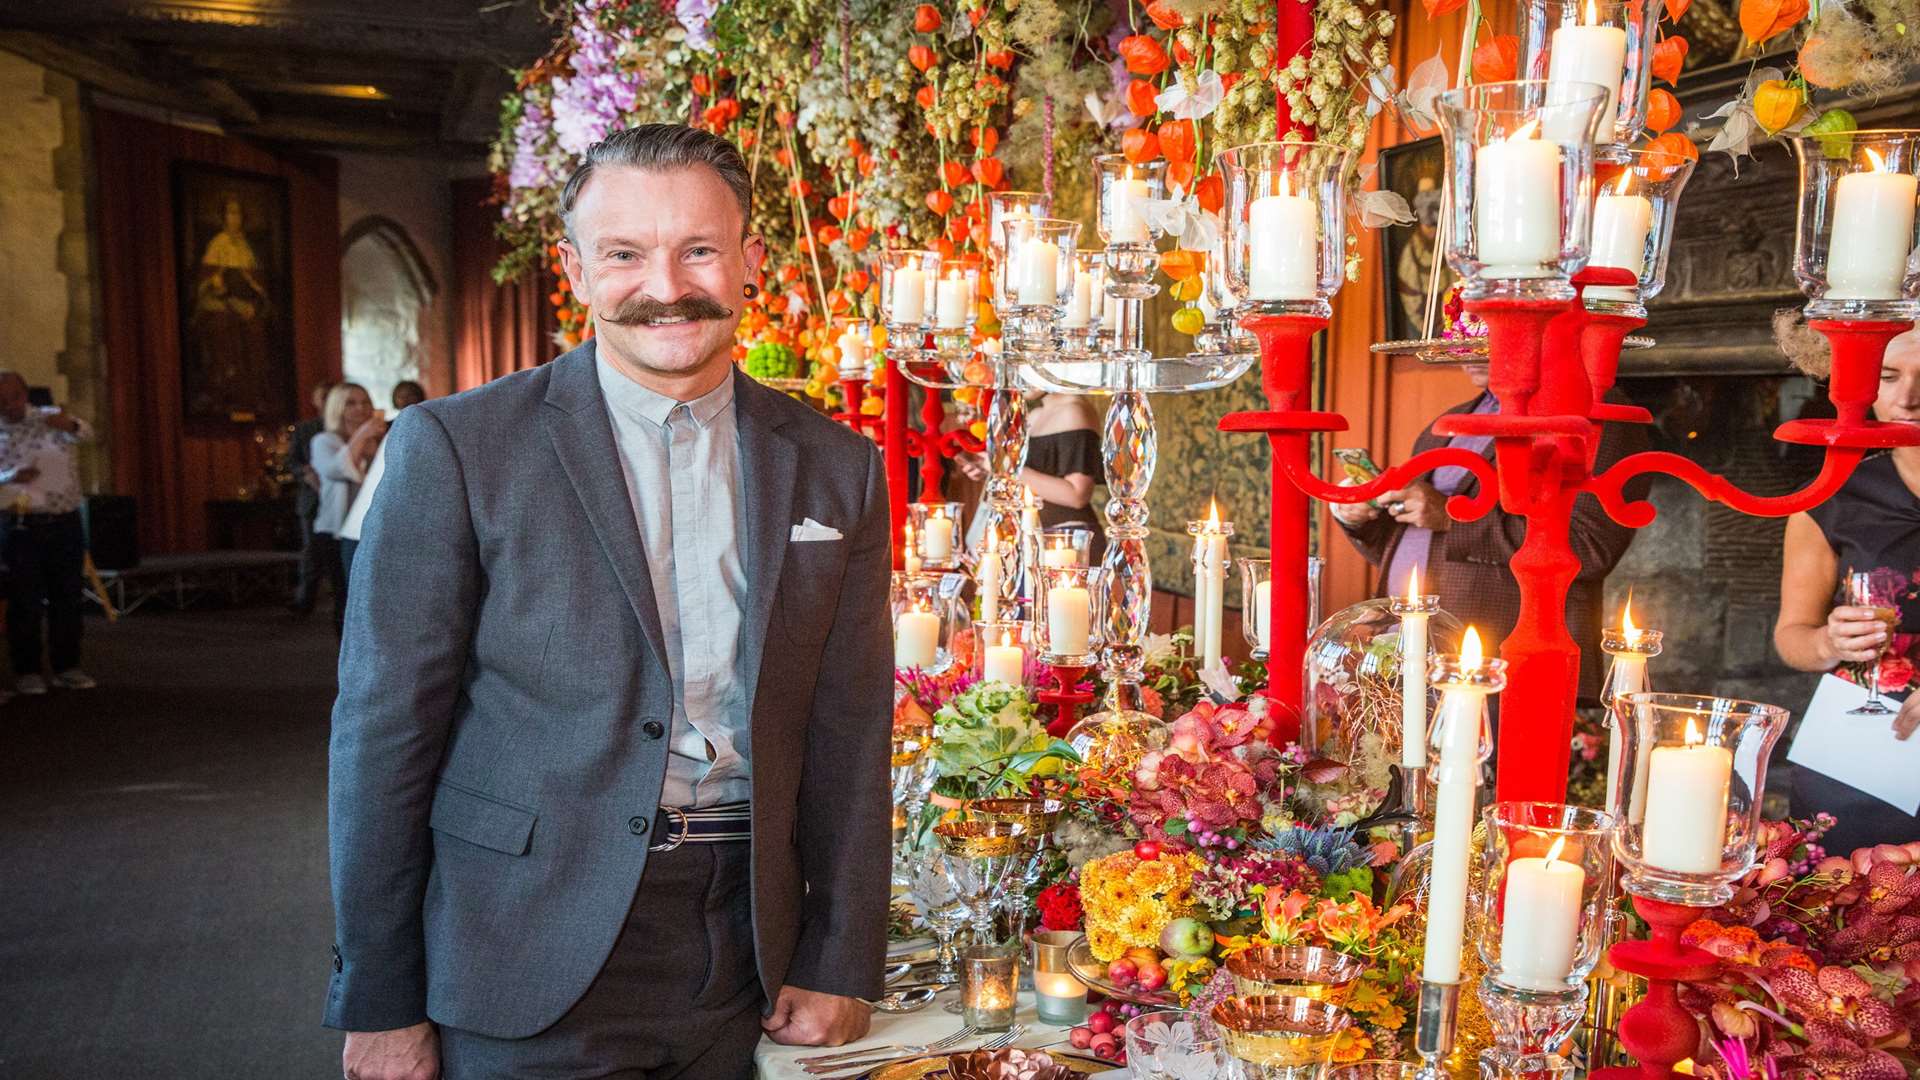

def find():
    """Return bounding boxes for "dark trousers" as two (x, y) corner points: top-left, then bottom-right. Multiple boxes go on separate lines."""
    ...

(5, 511), (86, 676)
(311, 533), (345, 636)
(293, 507), (323, 611)
(437, 839), (763, 1080)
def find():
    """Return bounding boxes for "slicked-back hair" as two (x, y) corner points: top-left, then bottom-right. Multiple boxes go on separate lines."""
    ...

(559, 124), (753, 241)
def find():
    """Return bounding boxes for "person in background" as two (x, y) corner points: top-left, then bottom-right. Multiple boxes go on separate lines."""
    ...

(290, 381), (334, 616)
(338, 381), (427, 583)
(1775, 328), (1920, 853)
(959, 390), (1104, 555)
(308, 382), (377, 637)
(0, 372), (97, 695)
(1329, 362), (1648, 706)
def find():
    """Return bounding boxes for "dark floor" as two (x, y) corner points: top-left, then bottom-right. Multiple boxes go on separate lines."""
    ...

(0, 607), (342, 1079)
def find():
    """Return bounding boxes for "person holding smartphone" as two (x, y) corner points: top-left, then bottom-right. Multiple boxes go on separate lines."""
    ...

(0, 372), (96, 696)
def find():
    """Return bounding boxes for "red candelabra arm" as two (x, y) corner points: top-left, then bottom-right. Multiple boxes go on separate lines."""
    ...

(918, 376), (948, 499)
(884, 356), (911, 568)
(1585, 446), (1867, 528)
(1278, 447), (1504, 523)
(1037, 664), (1094, 738)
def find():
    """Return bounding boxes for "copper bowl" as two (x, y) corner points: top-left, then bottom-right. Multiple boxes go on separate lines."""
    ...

(1209, 995), (1352, 1068)
(1222, 945), (1365, 1001)
(934, 819), (1025, 858)
(965, 797), (1065, 835)
(948, 1048), (1080, 1080)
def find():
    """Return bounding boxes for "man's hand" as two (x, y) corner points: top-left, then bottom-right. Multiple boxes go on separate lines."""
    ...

(1895, 692), (1920, 742)
(1380, 481), (1451, 532)
(1825, 605), (1891, 666)
(342, 1021), (438, 1080)
(762, 985), (872, 1046)
(3, 467), (39, 486)
(1328, 478), (1380, 528)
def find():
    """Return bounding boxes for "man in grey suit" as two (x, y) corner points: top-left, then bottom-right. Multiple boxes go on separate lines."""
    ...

(326, 124), (892, 1080)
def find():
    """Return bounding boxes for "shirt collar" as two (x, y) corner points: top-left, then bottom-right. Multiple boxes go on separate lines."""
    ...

(596, 358), (736, 430)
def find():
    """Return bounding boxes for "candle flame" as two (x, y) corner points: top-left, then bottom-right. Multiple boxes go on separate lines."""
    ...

(1613, 169), (1635, 196)
(1584, 0), (1599, 23)
(1206, 498), (1221, 529)
(1543, 835), (1569, 867)
(916, 598), (931, 613)
(1278, 168), (1293, 199)
(1621, 592), (1637, 637)
(1685, 718), (1702, 745)
(1462, 626), (1484, 669)
(1001, 629), (1013, 648)
(1865, 147), (1890, 173)
(1024, 485), (1040, 508)
(1407, 565), (1421, 604)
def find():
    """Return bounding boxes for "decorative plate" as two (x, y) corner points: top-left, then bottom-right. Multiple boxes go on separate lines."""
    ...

(870, 1052), (1110, 1080)
(1064, 934), (1179, 1007)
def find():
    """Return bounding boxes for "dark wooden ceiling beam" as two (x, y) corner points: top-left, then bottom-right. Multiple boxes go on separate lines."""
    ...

(0, 30), (256, 124)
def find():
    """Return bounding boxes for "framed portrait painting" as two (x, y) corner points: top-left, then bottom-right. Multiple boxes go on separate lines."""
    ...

(173, 163), (295, 426)
(1375, 136), (1454, 343)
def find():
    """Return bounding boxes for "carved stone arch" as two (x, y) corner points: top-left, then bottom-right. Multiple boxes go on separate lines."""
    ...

(340, 215), (435, 409)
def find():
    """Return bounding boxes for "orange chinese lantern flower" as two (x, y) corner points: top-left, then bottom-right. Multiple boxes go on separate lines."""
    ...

(1118, 34), (1170, 76)
(942, 161), (970, 187)
(933, 235), (957, 259)
(1145, 0), (1184, 28)
(692, 73), (713, 96)
(968, 127), (1000, 154)
(973, 157), (1005, 187)
(858, 152), (877, 176)
(1126, 79), (1159, 117)
(1644, 88), (1681, 132)
(914, 3), (941, 32)
(774, 147), (793, 169)
(909, 44), (937, 72)
(1422, 0), (1469, 18)
(1649, 35), (1688, 84)
(1642, 131), (1699, 181)
(1158, 119), (1196, 163)
(703, 105), (731, 129)
(1472, 35), (1519, 82)
(816, 224), (843, 245)
(1167, 159), (1195, 191)
(846, 269), (871, 293)
(1666, 0), (1691, 20)
(1122, 127), (1161, 163)
(984, 49), (1014, 70)
(926, 189), (955, 215)
(916, 85), (937, 109)
(827, 194), (851, 220)
(1193, 172), (1224, 213)
(1752, 78), (1805, 133)
(946, 215), (971, 244)
(848, 228), (874, 252)
(1160, 249), (1204, 281)
(1739, 0), (1806, 45)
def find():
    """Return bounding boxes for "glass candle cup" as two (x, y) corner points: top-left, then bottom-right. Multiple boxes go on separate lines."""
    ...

(995, 216), (1082, 350)
(930, 258), (983, 334)
(1211, 996), (1352, 1080)
(1436, 80), (1611, 301)
(1519, 0), (1666, 145)
(892, 571), (964, 675)
(1034, 564), (1104, 665)
(1036, 525), (1095, 568)
(908, 501), (965, 570)
(1608, 692), (1790, 906)
(973, 619), (1031, 686)
(1060, 250), (1108, 344)
(1219, 140), (1358, 320)
(1475, 802), (1616, 993)
(1789, 129), (1920, 320)
(959, 944), (1020, 1032)
(1030, 930), (1089, 1026)
(1240, 557), (1272, 660)
(879, 248), (942, 334)
(1125, 1008), (1228, 1080)
(1096, 154), (1168, 296)
(1585, 144), (1695, 314)
(831, 315), (875, 380)
(988, 190), (1053, 261)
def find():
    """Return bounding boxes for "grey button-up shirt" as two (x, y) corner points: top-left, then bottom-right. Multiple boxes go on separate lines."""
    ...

(596, 360), (751, 808)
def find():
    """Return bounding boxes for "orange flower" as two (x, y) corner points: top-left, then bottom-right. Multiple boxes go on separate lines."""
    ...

(909, 43), (937, 72)
(1422, 0), (1469, 17)
(1193, 172), (1224, 213)
(1126, 79), (1160, 117)
(1642, 131), (1699, 180)
(984, 49), (1014, 70)
(845, 269), (871, 293)
(972, 157), (1005, 187)
(1160, 249), (1204, 282)
(913, 3), (941, 31)
(1752, 78), (1805, 132)
(1645, 87), (1681, 132)
(1118, 34), (1170, 76)
(1649, 35), (1688, 84)
(692, 72), (713, 96)
(1166, 159), (1195, 191)
(925, 189), (955, 215)
(1471, 35), (1519, 82)
(1158, 119), (1196, 163)
(1667, 0), (1691, 19)
(1739, 0), (1806, 45)
(916, 85), (937, 109)
(1122, 127), (1161, 163)
(1145, 0), (1184, 29)
(941, 161), (970, 187)
(968, 126), (1000, 154)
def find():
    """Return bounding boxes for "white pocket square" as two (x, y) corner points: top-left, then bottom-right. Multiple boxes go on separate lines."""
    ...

(790, 518), (843, 542)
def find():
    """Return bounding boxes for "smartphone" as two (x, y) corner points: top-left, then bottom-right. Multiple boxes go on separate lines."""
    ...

(1332, 448), (1386, 510)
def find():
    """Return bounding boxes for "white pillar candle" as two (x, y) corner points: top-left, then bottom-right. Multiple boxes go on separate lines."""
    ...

(891, 266), (928, 324)
(1047, 585), (1091, 655)
(1588, 188), (1653, 303)
(1641, 726), (1733, 874)
(1546, 24), (1627, 141)
(1249, 188), (1319, 301)
(1603, 653), (1647, 811)
(922, 512), (955, 562)
(1110, 176), (1151, 244)
(1400, 612), (1430, 769)
(1423, 631), (1491, 985)
(1063, 272), (1093, 328)
(839, 330), (871, 372)
(1042, 543), (1079, 568)
(1475, 131), (1563, 278)
(1089, 268), (1107, 323)
(1253, 580), (1272, 651)
(984, 634), (1026, 685)
(980, 534), (1001, 624)
(1022, 490), (1042, 535)
(895, 609), (940, 669)
(1828, 157), (1919, 300)
(1198, 531), (1227, 670)
(1497, 840), (1587, 991)
(934, 271), (973, 328)
(1016, 238), (1061, 305)
(904, 525), (922, 575)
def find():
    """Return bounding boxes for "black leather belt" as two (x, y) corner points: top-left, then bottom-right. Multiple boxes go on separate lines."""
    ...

(649, 801), (752, 852)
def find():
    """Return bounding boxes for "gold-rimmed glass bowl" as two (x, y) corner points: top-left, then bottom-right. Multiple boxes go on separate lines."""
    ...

(1210, 995), (1352, 1080)
(1222, 945), (1365, 1002)
(935, 820), (1026, 944)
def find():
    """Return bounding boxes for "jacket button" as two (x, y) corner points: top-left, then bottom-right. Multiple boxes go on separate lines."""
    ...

(331, 944), (343, 973)
(643, 721), (665, 739)
(628, 815), (650, 836)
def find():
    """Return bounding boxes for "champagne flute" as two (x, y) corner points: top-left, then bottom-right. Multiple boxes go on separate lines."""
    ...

(1846, 569), (1905, 716)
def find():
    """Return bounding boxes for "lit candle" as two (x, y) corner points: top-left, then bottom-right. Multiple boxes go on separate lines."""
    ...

(1110, 167), (1150, 244)
(1475, 121), (1563, 278)
(984, 629), (1025, 685)
(1089, 265), (1108, 325)
(1253, 579), (1272, 651)
(1496, 836), (1587, 991)
(1546, 0), (1627, 141)
(979, 531), (1001, 624)
(1022, 486), (1042, 535)
(1193, 501), (1229, 670)
(1589, 170), (1653, 302)
(1398, 566), (1431, 770)
(1249, 171), (1319, 301)
(1423, 628), (1495, 985)
(1047, 584), (1092, 655)
(1828, 148), (1919, 301)
(935, 270), (973, 328)
(904, 524), (922, 575)
(1035, 972), (1086, 998)
(895, 602), (940, 669)
(1641, 719), (1732, 874)
(1042, 540), (1079, 568)
(1605, 596), (1649, 813)
(891, 265), (929, 324)
(838, 329), (871, 373)
(1063, 270), (1093, 327)
(1016, 236), (1061, 305)
(922, 508), (955, 562)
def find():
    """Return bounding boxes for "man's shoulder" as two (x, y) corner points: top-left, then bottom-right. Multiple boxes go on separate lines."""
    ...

(413, 356), (567, 435)
(738, 374), (873, 462)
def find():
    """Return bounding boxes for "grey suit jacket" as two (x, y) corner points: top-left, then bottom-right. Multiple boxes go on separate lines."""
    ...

(323, 342), (894, 1038)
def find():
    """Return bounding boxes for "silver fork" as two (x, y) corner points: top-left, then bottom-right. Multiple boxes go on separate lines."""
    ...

(809, 1024), (1027, 1079)
(795, 1025), (978, 1067)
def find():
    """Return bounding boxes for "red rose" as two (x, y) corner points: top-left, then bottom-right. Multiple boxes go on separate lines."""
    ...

(1876, 653), (1914, 692)
(1037, 883), (1084, 931)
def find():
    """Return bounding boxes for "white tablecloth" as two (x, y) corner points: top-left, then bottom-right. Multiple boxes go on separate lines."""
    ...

(755, 988), (1083, 1080)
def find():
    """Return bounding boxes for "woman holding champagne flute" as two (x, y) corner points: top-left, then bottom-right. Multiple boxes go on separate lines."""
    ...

(1776, 329), (1920, 851)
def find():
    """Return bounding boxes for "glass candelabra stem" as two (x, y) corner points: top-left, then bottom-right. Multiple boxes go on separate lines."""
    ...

(1096, 291), (1157, 715)
(980, 383), (1029, 616)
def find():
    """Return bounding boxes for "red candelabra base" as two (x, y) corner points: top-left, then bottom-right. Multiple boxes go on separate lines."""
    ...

(1038, 664), (1094, 739)
(1591, 894), (1719, 1080)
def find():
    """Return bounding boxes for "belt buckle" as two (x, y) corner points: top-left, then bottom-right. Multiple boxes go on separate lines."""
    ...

(649, 806), (690, 853)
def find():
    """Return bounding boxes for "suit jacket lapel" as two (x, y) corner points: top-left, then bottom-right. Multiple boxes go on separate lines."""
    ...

(539, 342), (671, 675)
(733, 370), (797, 704)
